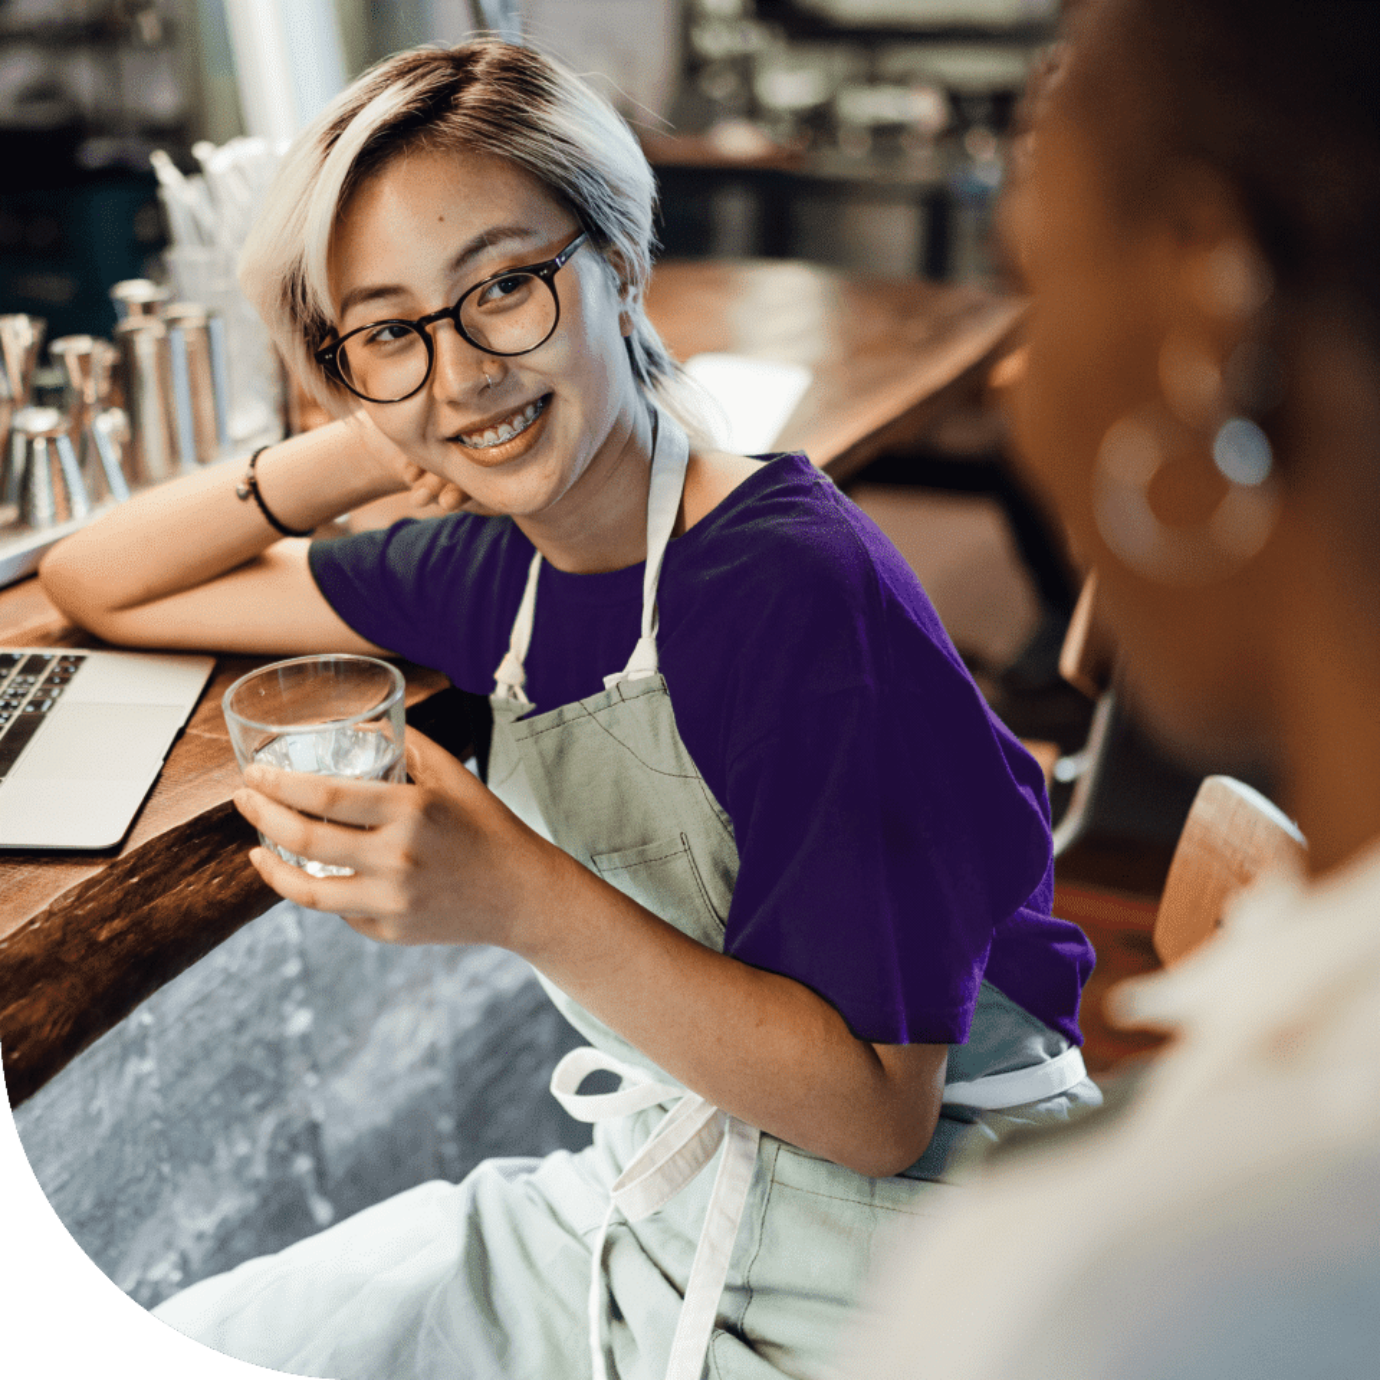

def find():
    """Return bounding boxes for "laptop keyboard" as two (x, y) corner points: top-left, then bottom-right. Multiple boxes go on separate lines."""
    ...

(0, 651), (88, 780)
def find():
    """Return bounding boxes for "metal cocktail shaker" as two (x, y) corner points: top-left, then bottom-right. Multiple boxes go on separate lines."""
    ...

(110, 279), (170, 322)
(2, 316), (50, 524)
(164, 302), (229, 465)
(114, 317), (178, 487)
(0, 314), (46, 407)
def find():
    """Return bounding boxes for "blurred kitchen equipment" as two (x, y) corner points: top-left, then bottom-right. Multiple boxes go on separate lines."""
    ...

(48, 336), (132, 505)
(0, 315), (47, 408)
(110, 279), (170, 321)
(114, 317), (177, 486)
(164, 302), (228, 465)
(48, 335), (105, 412)
(8, 406), (90, 530)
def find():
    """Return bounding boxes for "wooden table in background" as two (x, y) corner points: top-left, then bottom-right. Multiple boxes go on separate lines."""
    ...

(0, 259), (1023, 1107)
(646, 259), (1022, 484)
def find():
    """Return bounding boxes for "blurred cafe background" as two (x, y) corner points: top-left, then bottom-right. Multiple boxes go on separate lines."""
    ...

(1, 0), (1204, 1038)
(0, 0), (1064, 672)
(4, 0), (1248, 1311)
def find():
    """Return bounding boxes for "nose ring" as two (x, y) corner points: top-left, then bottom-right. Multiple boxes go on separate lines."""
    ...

(482, 367), (494, 390)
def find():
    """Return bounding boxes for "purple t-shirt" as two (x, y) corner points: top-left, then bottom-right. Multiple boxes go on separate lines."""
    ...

(309, 453), (1094, 1046)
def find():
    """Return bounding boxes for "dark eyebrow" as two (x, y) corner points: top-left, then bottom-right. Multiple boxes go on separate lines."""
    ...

(337, 224), (540, 320)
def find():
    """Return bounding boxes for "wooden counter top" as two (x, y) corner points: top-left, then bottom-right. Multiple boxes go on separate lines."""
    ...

(1, 259), (1022, 1107)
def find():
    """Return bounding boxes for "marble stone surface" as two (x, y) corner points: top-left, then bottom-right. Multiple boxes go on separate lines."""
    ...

(12, 899), (589, 1310)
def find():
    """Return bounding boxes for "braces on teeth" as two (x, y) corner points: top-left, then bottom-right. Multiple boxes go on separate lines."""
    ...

(459, 397), (545, 449)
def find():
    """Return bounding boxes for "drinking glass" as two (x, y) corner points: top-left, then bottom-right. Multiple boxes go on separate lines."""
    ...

(223, 654), (406, 877)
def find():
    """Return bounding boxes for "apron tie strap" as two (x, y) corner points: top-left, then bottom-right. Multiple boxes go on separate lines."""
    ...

(491, 409), (690, 700)
(603, 632), (660, 691)
(551, 1047), (761, 1380)
(942, 1044), (1089, 1111)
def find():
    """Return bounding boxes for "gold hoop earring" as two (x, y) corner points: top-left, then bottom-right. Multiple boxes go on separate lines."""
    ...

(1093, 405), (1278, 587)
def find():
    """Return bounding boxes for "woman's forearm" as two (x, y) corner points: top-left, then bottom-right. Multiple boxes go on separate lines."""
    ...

(512, 843), (948, 1178)
(38, 421), (399, 630)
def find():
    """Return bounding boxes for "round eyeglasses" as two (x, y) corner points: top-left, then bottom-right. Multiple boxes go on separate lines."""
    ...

(315, 231), (588, 404)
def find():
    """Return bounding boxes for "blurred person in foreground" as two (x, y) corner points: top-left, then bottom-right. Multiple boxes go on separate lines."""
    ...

(841, 0), (1380, 1376)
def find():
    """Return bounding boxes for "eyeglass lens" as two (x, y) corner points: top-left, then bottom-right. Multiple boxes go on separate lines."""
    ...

(336, 272), (558, 402)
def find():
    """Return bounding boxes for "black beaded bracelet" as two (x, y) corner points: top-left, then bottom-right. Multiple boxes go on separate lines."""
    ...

(235, 445), (314, 538)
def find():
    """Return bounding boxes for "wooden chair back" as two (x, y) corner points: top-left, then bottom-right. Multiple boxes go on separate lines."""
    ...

(1153, 775), (1306, 967)
(1059, 572), (1115, 701)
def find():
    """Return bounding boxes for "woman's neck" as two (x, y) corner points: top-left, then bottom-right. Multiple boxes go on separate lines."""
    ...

(516, 400), (656, 574)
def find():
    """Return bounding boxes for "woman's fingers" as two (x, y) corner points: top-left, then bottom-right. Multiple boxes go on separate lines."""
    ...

(237, 731), (529, 948)
(400, 462), (469, 511)
(247, 846), (434, 946)
(248, 844), (363, 913)
(241, 763), (398, 826)
(404, 727), (478, 794)
(235, 787), (374, 870)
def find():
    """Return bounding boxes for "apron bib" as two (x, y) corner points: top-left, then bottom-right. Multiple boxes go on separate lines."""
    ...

(483, 412), (1092, 1380)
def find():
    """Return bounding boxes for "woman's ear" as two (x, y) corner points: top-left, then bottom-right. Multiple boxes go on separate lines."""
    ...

(597, 246), (639, 336)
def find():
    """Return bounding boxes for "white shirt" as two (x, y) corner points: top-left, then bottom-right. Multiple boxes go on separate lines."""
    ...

(840, 841), (1380, 1379)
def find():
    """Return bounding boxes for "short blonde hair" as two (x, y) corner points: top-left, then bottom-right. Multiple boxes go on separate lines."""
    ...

(240, 40), (704, 434)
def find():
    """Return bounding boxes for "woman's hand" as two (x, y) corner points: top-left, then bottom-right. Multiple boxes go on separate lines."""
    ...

(235, 729), (550, 947)
(402, 461), (470, 512)
(339, 407), (470, 512)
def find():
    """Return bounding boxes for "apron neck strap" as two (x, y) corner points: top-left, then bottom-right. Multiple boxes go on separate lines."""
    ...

(492, 407), (691, 704)
(606, 410), (690, 690)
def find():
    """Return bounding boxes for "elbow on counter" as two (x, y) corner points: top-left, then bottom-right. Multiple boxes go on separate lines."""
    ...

(37, 539), (129, 641)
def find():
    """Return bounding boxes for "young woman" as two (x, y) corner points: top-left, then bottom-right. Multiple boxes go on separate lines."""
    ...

(41, 41), (1098, 1380)
(847, 2), (1380, 1376)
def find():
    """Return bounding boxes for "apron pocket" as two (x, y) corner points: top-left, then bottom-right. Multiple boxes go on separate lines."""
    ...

(592, 833), (728, 946)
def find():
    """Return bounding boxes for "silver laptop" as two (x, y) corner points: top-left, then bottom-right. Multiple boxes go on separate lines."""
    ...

(0, 648), (215, 850)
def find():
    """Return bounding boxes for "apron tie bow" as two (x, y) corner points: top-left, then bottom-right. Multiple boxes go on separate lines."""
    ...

(550, 1047), (761, 1380)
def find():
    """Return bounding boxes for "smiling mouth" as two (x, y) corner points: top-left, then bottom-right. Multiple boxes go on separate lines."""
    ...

(452, 396), (549, 450)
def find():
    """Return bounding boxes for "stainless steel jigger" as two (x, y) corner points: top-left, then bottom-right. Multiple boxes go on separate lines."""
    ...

(110, 279), (170, 322)
(49, 335), (132, 504)
(114, 317), (178, 487)
(0, 313), (46, 406)
(9, 406), (91, 529)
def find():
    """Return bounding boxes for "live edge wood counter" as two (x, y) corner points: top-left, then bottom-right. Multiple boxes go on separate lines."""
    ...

(0, 574), (451, 1108)
(0, 259), (1022, 1110)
